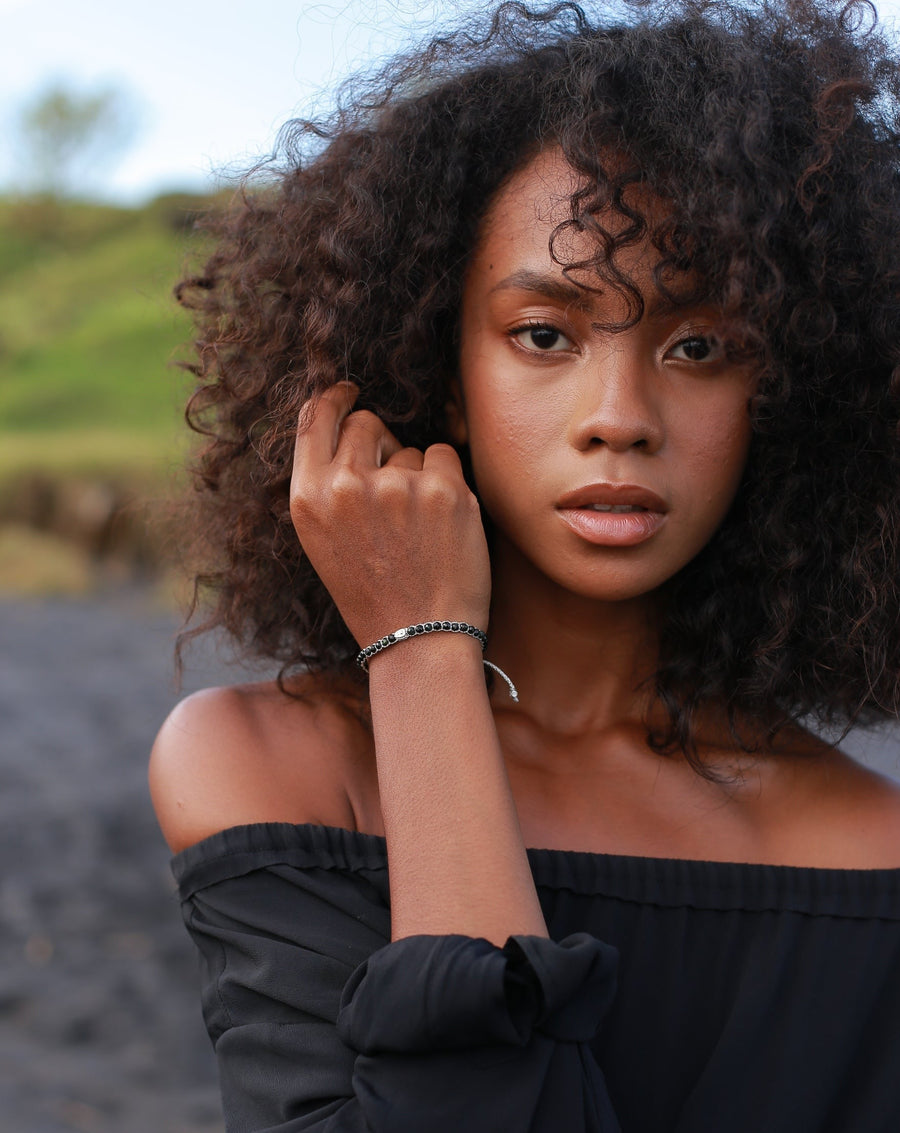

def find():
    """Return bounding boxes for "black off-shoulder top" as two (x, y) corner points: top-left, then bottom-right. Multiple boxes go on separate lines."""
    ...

(173, 822), (900, 1133)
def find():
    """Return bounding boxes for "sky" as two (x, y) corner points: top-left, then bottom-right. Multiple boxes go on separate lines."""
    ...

(3, 0), (900, 203)
(0, 0), (474, 201)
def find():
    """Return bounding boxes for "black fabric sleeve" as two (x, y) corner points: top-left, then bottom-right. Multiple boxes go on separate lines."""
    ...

(181, 859), (621, 1133)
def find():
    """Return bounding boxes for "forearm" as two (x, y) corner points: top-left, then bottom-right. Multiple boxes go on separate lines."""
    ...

(368, 632), (547, 945)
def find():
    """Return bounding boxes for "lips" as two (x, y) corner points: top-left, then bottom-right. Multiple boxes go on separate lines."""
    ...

(555, 482), (668, 547)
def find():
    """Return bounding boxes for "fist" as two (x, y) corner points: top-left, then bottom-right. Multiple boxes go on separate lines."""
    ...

(290, 383), (491, 647)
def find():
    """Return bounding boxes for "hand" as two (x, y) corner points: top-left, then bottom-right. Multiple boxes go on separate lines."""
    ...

(290, 383), (491, 647)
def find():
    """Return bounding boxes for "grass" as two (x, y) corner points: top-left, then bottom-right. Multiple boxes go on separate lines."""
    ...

(0, 192), (218, 593)
(0, 192), (212, 446)
(0, 429), (188, 485)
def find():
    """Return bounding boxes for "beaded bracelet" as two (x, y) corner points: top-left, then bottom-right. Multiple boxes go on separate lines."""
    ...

(356, 620), (486, 670)
(355, 620), (518, 701)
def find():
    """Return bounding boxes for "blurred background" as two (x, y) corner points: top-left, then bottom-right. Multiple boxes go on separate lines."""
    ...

(2, 2), (900, 1131)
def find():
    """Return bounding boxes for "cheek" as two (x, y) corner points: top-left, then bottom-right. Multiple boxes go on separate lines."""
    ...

(680, 399), (752, 514)
(467, 412), (530, 503)
(465, 389), (561, 505)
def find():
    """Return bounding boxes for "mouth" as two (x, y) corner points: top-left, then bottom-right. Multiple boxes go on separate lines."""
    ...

(555, 483), (668, 546)
(584, 503), (649, 513)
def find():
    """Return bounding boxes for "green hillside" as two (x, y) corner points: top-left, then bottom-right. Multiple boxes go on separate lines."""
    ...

(0, 193), (214, 481)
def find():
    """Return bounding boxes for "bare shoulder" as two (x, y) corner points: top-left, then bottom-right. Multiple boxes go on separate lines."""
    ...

(779, 741), (900, 868)
(824, 751), (900, 866)
(149, 674), (380, 854)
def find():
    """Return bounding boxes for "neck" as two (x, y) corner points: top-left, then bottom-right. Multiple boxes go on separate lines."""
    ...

(485, 536), (662, 735)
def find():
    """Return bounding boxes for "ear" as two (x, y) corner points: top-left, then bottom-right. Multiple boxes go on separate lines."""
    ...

(445, 379), (468, 446)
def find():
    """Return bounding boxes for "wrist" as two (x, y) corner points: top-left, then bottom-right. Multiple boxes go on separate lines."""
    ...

(366, 626), (485, 683)
(356, 619), (486, 672)
(365, 627), (520, 703)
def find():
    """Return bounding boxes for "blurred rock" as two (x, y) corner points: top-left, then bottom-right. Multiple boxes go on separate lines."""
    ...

(0, 472), (173, 592)
(0, 525), (93, 596)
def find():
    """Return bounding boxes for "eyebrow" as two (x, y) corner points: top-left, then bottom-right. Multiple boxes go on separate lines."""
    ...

(488, 268), (707, 322)
(488, 270), (594, 312)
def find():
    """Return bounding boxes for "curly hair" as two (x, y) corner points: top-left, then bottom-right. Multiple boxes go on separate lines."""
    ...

(175, 0), (900, 760)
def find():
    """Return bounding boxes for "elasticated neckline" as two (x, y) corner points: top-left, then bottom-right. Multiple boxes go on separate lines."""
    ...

(172, 821), (900, 920)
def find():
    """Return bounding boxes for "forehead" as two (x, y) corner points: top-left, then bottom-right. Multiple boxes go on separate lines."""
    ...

(475, 148), (581, 267)
(470, 147), (671, 290)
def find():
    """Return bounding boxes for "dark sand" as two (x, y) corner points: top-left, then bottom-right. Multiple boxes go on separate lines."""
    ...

(1, 591), (898, 1133)
(0, 591), (270, 1133)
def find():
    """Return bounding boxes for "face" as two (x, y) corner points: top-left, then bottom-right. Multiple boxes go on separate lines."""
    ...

(454, 148), (754, 603)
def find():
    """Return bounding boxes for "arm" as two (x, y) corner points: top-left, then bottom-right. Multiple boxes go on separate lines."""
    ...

(176, 826), (620, 1133)
(290, 383), (544, 945)
(369, 632), (545, 942)
(154, 383), (623, 1132)
(152, 685), (621, 1133)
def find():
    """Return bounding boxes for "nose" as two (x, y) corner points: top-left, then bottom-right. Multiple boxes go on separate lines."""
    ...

(568, 338), (664, 454)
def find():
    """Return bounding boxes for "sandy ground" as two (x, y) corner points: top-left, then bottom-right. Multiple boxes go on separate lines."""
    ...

(0, 590), (271, 1133)
(1, 590), (898, 1133)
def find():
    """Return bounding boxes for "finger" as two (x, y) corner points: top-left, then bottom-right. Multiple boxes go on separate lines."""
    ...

(294, 382), (359, 473)
(336, 409), (404, 468)
(383, 446), (425, 472)
(422, 442), (466, 480)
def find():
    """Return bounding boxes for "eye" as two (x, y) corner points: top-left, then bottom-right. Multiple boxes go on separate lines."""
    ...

(509, 322), (574, 353)
(669, 333), (723, 363)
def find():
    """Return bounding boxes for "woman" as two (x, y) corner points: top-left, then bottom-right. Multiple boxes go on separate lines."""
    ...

(151, 1), (900, 1129)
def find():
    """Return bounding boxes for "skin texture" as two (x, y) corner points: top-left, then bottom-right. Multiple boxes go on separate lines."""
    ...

(456, 151), (754, 607)
(151, 151), (900, 946)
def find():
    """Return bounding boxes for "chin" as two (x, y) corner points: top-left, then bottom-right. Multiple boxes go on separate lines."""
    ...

(553, 541), (714, 603)
(549, 565), (672, 605)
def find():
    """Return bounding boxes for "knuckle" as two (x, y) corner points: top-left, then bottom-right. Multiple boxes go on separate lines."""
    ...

(330, 468), (364, 501)
(289, 470), (314, 504)
(289, 481), (319, 525)
(292, 469), (363, 521)
(420, 473), (457, 509)
(344, 409), (382, 435)
(374, 467), (411, 501)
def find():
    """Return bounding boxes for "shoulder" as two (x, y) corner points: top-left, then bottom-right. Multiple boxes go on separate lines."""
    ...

(821, 753), (900, 867)
(149, 675), (381, 854)
(775, 741), (900, 868)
